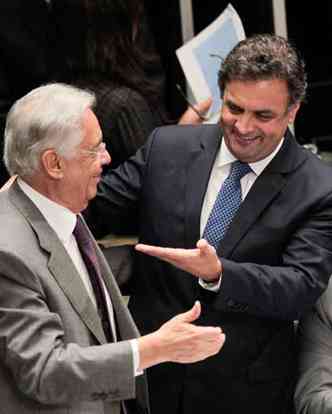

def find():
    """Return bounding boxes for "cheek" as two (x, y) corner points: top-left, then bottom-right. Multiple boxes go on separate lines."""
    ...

(87, 175), (99, 193)
(260, 122), (285, 140)
(220, 109), (235, 127)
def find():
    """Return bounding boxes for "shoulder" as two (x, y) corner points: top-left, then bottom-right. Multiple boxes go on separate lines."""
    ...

(0, 189), (40, 254)
(275, 136), (332, 197)
(148, 124), (220, 150)
(298, 150), (332, 196)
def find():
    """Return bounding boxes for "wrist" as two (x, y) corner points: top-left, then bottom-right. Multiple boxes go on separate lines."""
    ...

(204, 258), (222, 282)
(137, 331), (166, 370)
(203, 274), (221, 284)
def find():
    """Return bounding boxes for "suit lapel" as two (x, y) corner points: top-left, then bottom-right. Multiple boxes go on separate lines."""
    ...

(220, 130), (308, 257)
(47, 247), (107, 344)
(185, 125), (221, 247)
(9, 182), (107, 344)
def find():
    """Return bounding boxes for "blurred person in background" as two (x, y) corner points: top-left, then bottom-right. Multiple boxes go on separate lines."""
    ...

(51, 0), (211, 170)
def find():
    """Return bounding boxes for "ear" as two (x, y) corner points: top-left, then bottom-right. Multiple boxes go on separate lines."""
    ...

(41, 149), (64, 180)
(287, 103), (300, 125)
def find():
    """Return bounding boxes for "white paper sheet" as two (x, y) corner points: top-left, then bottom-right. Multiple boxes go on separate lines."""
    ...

(176, 4), (245, 123)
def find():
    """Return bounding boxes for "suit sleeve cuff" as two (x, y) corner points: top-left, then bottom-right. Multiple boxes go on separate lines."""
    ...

(199, 273), (222, 291)
(129, 339), (143, 377)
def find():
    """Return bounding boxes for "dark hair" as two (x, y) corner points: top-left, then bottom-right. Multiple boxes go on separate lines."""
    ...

(218, 34), (307, 107)
(51, 0), (165, 105)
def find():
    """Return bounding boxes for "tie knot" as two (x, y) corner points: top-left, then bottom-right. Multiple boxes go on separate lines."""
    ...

(230, 160), (251, 181)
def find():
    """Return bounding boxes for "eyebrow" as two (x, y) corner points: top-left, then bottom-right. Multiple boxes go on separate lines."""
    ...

(226, 99), (276, 117)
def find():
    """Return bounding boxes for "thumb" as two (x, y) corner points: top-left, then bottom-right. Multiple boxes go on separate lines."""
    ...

(197, 238), (210, 252)
(196, 96), (212, 114)
(175, 301), (201, 323)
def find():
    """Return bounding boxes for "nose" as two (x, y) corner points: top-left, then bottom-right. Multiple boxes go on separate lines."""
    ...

(100, 149), (111, 166)
(234, 114), (254, 135)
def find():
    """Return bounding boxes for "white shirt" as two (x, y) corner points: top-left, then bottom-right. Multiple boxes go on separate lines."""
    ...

(17, 178), (140, 375)
(199, 137), (284, 290)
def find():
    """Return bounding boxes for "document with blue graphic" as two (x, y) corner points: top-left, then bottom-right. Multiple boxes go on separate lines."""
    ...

(176, 4), (245, 123)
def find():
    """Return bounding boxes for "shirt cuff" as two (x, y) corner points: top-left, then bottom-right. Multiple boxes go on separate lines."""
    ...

(199, 273), (222, 291)
(129, 339), (143, 377)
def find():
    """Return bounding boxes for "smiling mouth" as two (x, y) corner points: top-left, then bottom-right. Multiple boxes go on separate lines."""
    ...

(233, 133), (260, 143)
(239, 136), (258, 141)
(228, 126), (260, 143)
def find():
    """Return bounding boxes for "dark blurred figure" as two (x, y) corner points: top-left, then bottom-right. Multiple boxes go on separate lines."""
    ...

(52, 0), (168, 170)
(51, 0), (210, 170)
(0, 0), (55, 184)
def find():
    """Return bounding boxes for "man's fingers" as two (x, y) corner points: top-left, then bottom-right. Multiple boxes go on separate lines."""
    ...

(135, 243), (169, 256)
(174, 301), (201, 323)
(135, 243), (197, 260)
(197, 239), (215, 255)
(197, 238), (209, 252)
(135, 242), (221, 280)
(195, 97), (212, 114)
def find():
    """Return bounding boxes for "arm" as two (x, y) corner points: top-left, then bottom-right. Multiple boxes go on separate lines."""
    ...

(295, 285), (332, 413)
(85, 130), (154, 238)
(0, 251), (135, 405)
(0, 251), (224, 405)
(135, 196), (332, 321)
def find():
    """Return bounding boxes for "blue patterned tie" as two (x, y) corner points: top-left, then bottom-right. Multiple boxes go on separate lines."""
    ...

(203, 160), (252, 249)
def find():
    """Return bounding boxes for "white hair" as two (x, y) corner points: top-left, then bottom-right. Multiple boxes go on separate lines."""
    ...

(4, 83), (96, 176)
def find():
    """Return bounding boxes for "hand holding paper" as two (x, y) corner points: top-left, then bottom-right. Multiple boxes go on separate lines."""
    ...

(176, 4), (245, 124)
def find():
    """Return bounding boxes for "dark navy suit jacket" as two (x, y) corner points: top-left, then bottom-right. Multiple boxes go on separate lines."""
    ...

(87, 124), (332, 414)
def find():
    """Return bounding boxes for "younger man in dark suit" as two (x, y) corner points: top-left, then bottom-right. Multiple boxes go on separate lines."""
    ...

(86, 34), (332, 413)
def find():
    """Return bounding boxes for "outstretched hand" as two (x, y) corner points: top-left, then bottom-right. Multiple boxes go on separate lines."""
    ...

(135, 238), (222, 282)
(138, 301), (225, 369)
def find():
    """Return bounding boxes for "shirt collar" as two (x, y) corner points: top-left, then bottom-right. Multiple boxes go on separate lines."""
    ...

(17, 178), (76, 244)
(217, 136), (284, 176)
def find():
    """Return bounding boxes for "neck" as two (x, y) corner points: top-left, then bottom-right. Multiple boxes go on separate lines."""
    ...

(21, 174), (80, 214)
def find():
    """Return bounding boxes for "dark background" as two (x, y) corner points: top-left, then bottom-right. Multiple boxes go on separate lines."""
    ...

(0, 0), (331, 186)
(286, 1), (332, 147)
(146, 0), (332, 148)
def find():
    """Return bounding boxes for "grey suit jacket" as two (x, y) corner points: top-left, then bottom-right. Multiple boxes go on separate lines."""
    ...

(0, 182), (149, 414)
(295, 278), (332, 413)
